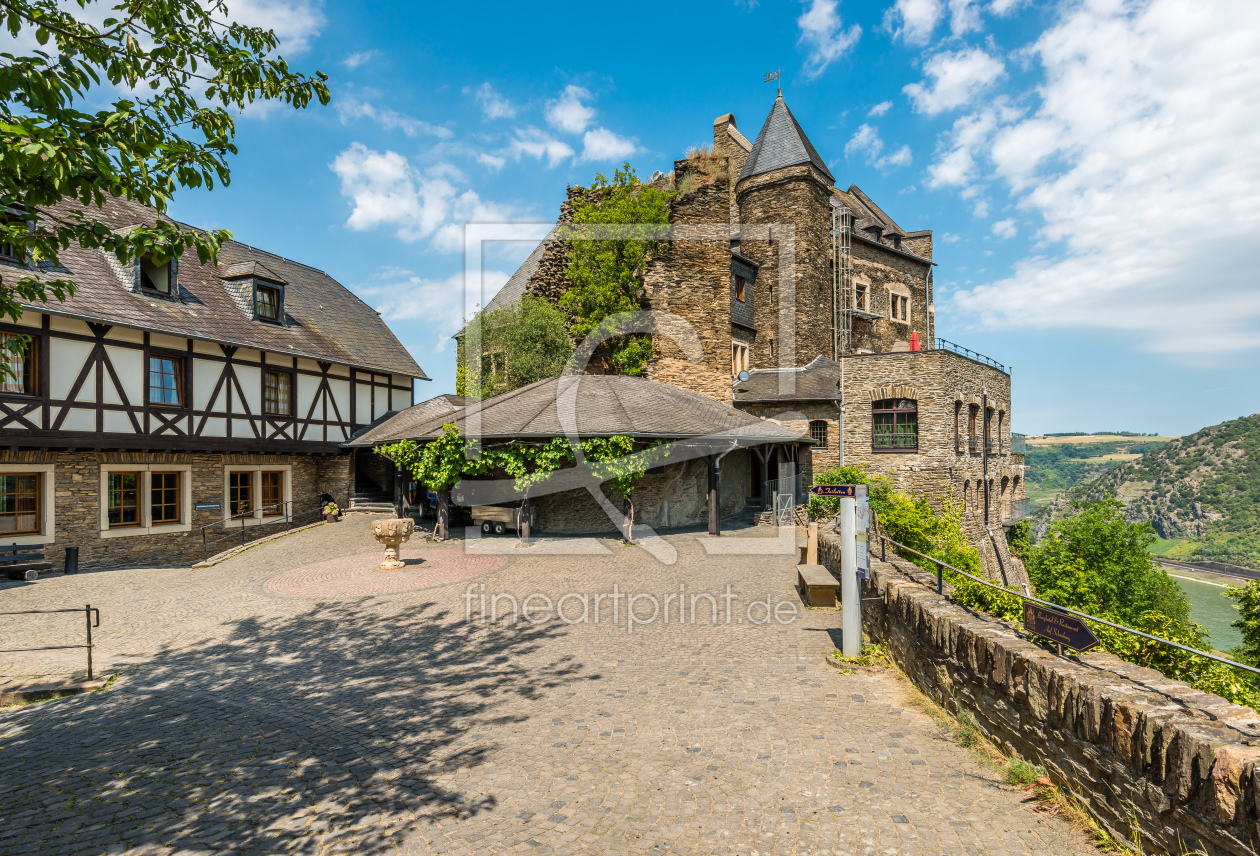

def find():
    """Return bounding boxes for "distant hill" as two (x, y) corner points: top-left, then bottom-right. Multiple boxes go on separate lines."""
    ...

(1022, 436), (1172, 508)
(1036, 415), (1260, 570)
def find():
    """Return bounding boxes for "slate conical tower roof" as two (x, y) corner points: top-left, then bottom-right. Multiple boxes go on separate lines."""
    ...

(738, 93), (834, 184)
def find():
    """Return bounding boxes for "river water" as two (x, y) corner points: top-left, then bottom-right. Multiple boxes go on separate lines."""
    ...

(1174, 575), (1243, 652)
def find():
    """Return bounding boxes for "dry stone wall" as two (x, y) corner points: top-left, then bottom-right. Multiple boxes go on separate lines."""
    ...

(821, 533), (1260, 856)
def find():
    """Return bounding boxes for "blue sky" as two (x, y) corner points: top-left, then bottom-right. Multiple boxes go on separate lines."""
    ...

(163, 0), (1260, 437)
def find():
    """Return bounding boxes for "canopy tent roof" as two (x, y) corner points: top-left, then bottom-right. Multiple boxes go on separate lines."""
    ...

(344, 375), (808, 447)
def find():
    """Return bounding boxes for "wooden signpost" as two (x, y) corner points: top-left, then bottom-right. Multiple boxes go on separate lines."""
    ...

(1023, 603), (1100, 652)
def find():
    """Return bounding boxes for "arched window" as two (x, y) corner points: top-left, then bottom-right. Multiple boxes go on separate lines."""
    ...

(809, 420), (828, 447)
(871, 398), (917, 450)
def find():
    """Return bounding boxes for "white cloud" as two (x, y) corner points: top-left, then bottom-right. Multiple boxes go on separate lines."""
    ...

(474, 83), (516, 120)
(990, 0), (1026, 14)
(580, 127), (638, 163)
(220, 0), (326, 54)
(355, 267), (511, 349)
(508, 126), (576, 167)
(546, 85), (596, 134)
(926, 109), (999, 188)
(868, 100), (893, 117)
(947, 0), (983, 35)
(331, 143), (513, 252)
(797, 0), (862, 79)
(334, 96), (452, 138)
(904, 48), (1005, 115)
(477, 152), (507, 170)
(947, 0), (1260, 355)
(342, 50), (377, 69)
(990, 218), (1016, 238)
(884, 0), (942, 46)
(844, 124), (912, 170)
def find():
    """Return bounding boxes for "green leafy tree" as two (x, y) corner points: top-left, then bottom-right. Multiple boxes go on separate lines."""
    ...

(0, 0), (329, 364)
(462, 295), (573, 398)
(1225, 581), (1260, 666)
(378, 426), (466, 539)
(1024, 497), (1189, 626)
(561, 164), (671, 376)
(1005, 520), (1030, 557)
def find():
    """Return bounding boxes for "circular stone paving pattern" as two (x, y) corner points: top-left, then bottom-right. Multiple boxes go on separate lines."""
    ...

(265, 548), (507, 598)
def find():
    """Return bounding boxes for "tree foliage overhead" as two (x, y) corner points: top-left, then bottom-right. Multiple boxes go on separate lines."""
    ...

(561, 163), (671, 376)
(461, 295), (573, 399)
(0, 0), (330, 324)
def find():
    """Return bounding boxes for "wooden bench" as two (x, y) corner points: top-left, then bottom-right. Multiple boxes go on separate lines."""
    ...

(0, 544), (54, 581)
(797, 563), (840, 607)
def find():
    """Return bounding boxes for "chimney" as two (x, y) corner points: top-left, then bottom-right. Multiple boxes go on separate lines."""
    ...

(713, 113), (736, 155)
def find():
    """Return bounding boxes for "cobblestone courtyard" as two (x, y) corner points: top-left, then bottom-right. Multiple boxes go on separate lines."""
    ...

(0, 519), (1094, 855)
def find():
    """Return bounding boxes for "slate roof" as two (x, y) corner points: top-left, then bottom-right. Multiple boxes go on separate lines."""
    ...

(453, 227), (559, 340)
(345, 394), (466, 445)
(345, 375), (808, 446)
(5, 196), (428, 379)
(733, 356), (842, 403)
(738, 94), (835, 184)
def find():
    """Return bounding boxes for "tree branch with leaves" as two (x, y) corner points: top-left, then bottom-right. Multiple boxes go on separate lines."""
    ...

(0, 0), (330, 367)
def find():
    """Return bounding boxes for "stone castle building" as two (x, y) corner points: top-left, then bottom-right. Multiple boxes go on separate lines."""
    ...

(0, 195), (426, 570)
(468, 93), (1028, 584)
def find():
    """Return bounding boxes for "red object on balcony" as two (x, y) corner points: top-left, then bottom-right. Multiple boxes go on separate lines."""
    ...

(909, 331), (920, 351)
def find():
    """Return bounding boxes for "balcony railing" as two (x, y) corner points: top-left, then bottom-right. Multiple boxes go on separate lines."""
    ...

(967, 435), (978, 453)
(1005, 497), (1031, 524)
(1011, 433), (1027, 454)
(934, 338), (1007, 373)
(873, 431), (918, 451)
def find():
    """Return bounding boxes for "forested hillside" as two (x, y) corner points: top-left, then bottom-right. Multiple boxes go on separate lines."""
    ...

(1040, 415), (1260, 570)
(1023, 438), (1168, 507)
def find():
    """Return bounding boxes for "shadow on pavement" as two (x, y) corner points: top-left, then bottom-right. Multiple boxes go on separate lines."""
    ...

(0, 597), (593, 855)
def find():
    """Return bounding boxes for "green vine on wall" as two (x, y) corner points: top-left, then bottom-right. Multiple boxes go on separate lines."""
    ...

(561, 164), (672, 376)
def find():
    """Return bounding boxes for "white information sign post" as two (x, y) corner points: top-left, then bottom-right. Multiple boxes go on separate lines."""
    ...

(840, 496), (860, 657)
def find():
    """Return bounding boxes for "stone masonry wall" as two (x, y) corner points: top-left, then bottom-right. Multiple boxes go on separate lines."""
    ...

(642, 174), (735, 404)
(821, 533), (1260, 856)
(737, 164), (836, 371)
(532, 455), (748, 535)
(850, 240), (931, 354)
(744, 350), (1027, 585)
(0, 450), (348, 571)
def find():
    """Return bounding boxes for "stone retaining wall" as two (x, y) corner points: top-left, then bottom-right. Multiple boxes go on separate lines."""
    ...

(820, 530), (1260, 856)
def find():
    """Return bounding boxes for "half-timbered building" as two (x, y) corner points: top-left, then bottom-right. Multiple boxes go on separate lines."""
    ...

(0, 196), (426, 569)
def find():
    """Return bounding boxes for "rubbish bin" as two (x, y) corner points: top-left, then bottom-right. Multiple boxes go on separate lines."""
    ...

(64, 545), (79, 575)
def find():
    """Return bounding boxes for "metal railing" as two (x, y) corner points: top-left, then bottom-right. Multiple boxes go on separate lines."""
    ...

(764, 475), (808, 526)
(933, 338), (1007, 373)
(872, 431), (918, 450)
(1010, 433), (1028, 454)
(0, 604), (100, 679)
(871, 531), (1260, 678)
(199, 500), (321, 558)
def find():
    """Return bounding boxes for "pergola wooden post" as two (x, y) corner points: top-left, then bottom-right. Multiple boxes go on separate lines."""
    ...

(707, 454), (720, 536)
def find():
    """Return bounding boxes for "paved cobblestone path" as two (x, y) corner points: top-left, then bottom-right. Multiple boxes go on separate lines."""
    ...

(0, 520), (1096, 855)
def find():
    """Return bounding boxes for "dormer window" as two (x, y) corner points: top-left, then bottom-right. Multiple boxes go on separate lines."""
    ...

(140, 254), (172, 295)
(254, 283), (282, 323)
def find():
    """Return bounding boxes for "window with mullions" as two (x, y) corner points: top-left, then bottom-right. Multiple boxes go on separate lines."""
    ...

(148, 355), (184, 406)
(0, 332), (36, 396)
(151, 472), (180, 525)
(255, 284), (281, 322)
(809, 420), (829, 448)
(871, 398), (918, 450)
(107, 472), (141, 528)
(229, 471), (253, 518)
(261, 471), (283, 516)
(0, 474), (39, 535)
(263, 370), (291, 416)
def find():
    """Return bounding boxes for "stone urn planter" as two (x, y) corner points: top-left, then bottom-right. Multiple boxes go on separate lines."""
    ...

(370, 517), (414, 570)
